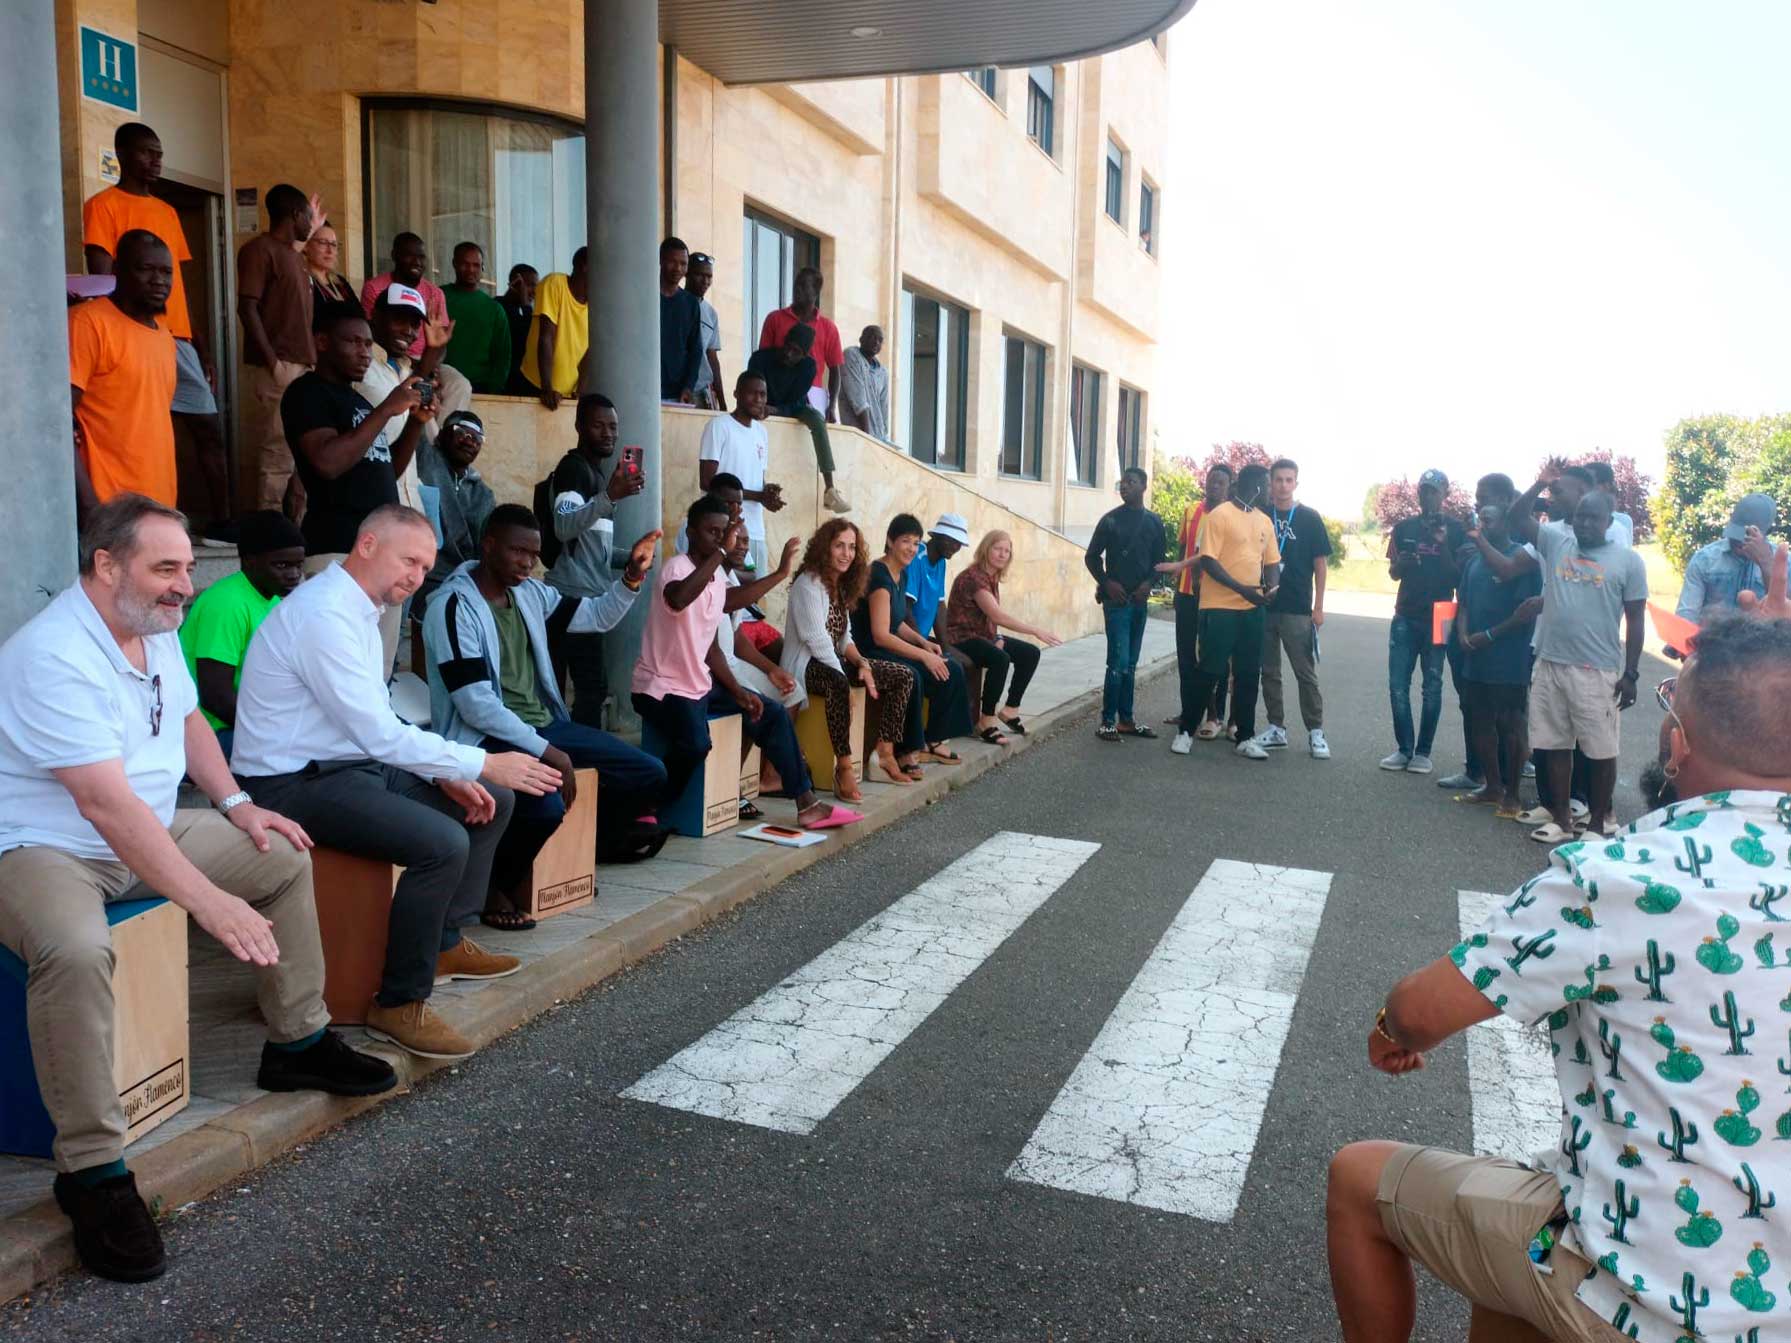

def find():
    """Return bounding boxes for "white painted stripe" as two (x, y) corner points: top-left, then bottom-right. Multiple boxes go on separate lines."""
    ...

(1458, 890), (1563, 1164)
(1006, 858), (1332, 1223)
(621, 831), (1101, 1134)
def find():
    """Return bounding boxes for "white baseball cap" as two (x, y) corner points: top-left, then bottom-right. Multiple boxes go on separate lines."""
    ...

(378, 282), (428, 318)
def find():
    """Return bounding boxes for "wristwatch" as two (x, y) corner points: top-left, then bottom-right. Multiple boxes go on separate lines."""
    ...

(218, 790), (252, 815)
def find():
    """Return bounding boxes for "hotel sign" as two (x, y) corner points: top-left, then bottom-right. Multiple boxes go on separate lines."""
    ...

(80, 27), (139, 112)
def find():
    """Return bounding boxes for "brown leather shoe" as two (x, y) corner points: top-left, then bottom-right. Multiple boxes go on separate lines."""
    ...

(435, 936), (521, 984)
(363, 1000), (475, 1060)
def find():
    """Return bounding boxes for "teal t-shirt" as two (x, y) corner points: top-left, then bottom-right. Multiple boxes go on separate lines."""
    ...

(178, 570), (280, 729)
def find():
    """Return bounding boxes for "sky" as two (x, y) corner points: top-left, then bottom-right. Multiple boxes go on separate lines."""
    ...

(1159, 0), (1791, 519)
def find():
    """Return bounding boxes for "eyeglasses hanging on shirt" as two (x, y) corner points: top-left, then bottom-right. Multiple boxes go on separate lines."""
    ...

(148, 672), (163, 737)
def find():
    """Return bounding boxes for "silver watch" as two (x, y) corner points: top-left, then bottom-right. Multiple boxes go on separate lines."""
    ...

(218, 790), (252, 815)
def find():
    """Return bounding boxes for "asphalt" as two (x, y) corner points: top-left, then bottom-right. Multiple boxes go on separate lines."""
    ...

(0, 610), (1673, 1342)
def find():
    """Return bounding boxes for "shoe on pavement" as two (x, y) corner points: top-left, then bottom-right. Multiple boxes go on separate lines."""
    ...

(1171, 731), (1193, 755)
(1436, 771), (1481, 790)
(1570, 799), (1590, 822)
(1406, 754), (1435, 775)
(435, 937), (521, 984)
(364, 1000), (476, 1060)
(1255, 725), (1289, 750)
(53, 1170), (165, 1283)
(1096, 723), (1121, 742)
(1309, 729), (1331, 760)
(257, 1029), (399, 1097)
(1379, 751), (1412, 771)
(1599, 816), (1622, 838)
(823, 487), (852, 514)
(1195, 717), (1222, 741)
(1514, 806), (1553, 826)
(1235, 739), (1270, 761)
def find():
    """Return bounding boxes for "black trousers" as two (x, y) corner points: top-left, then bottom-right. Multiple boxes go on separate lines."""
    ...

(555, 630), (608, 730)
(952, 636), (1041, 713)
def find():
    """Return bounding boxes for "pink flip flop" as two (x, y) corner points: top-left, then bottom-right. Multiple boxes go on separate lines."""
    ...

(806, 807), (863, 830)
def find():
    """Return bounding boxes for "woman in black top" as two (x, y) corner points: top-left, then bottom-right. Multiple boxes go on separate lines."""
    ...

(303, 222), (357, 308)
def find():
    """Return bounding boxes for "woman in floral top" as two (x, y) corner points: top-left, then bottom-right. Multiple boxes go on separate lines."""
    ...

(944, 530), (1062, 744)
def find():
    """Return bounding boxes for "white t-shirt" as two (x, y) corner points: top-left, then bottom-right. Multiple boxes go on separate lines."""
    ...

(0, 584), (198, 860)
(697, 413), (770, 540)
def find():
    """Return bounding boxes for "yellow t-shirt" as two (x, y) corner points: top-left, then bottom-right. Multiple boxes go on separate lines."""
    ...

(1195, 503), (1281, 611)
(524, 271), (589, 395)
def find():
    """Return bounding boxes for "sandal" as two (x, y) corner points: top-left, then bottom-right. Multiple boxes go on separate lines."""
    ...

(833, 759), (863, 803)
(978, 726), (1009, 746)
(876, 745), (914, 785)
(1494, 803), (1523, 820)
(480, 906), (537, 932)
(1530, 822), (1577, 845)
(1096, 725), (1121, 742)
(997, 714), (1027, 736)
(1194, 719), (1221, 741)
(1119, 724), (1158, 740)
(737, 799), (764, 821)
(922, 745), (963, 765)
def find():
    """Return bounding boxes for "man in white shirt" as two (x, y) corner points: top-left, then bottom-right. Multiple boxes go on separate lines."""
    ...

(1584, 461), (1634, 546)
(0, 495), (396, 1284)
(354, 283), (471, 517)
(697, 371), (781, 574)
(233, 505), (561, 1061)
(839, 324), (890, 443)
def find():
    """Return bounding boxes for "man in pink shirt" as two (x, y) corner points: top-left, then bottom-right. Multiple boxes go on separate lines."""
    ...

(360, 232), (449, 360)
(632, 495), (852, 830)
(756, 267), (844, 424)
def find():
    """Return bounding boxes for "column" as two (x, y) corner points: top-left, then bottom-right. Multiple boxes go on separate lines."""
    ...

(585, 0), (662, 723)
(0, 6), (78, 639)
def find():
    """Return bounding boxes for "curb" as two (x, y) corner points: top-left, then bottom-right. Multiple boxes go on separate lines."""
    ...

(0, 652), (1175, 1304)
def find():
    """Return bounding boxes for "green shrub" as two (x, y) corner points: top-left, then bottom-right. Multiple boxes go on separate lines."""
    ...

(1150, 453), (1202, 562)
(1656, 416), (1741, 572)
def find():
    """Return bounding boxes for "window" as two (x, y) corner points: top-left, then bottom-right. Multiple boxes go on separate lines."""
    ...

(1001, 334), (1047, 479)
(741, 207), (821, 358)
(1117, 386), (1145, 472)
(1070, 364), (1103, 486)
(1104, 138), (1125, 224)
(899, 286), (970, 470)
(365, 102), (586, 293)
(1139, 180), (1157, 255)
(1026, 66), (1055, 157)
(965, 67), (997, 99)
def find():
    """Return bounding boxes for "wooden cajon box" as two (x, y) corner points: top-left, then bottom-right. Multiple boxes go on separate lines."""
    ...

(739, 744), (762, 801)
(643, 713), (742, 837)
(310, 848), (401, 1026)
(798, 686), (864, 789)
(0, 897), (189, 1159)
(522, 768), (597, 920)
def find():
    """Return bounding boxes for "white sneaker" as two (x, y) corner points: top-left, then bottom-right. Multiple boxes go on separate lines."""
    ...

(1379, 751), (1411, 771)
(823, 487), (852, 514)
(1171, 731), (1193, 755)
(1570, 799), (1590, 822)
(1235, 739), (1270, 761)
(1309, 729), (1331, 759)
(1254, 725), (1289, 750)
(1406, 754), (1435, 775)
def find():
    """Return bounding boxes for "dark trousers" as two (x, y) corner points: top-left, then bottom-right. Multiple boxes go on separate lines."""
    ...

(1388, 614), (1445, 757)
(1101, 600), (1150, 726)
(1173, 592), (1228, 726)
(241, 761), (516, 1007)
(556, 630), (608, 729)
(952, 636), (1041, 713)
(880, 650), (974, 750)
(1190, 607), (1264, 741)
(1444, 630), (1482, 779)
(634, 685), (812, 804)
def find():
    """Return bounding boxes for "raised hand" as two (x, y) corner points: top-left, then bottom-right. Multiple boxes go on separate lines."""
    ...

(1737, 542), (1789, 619)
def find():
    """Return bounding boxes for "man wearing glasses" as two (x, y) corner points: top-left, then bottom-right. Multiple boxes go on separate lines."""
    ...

(0, 495), (397, 1284)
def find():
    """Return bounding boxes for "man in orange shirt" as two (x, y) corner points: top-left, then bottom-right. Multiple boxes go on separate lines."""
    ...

(69, 231), (178, 515)
(83, 123), (233, 544)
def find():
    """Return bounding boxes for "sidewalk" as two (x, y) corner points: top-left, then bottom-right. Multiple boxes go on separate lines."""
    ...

(0, 618), (1175, 1302)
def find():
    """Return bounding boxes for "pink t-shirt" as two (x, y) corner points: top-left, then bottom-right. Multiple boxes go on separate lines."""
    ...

(632, 555), (727, 701)
(359, 272), (448, 359)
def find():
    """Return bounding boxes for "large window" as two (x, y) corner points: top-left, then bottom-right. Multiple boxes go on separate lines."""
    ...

(965, 67), (997, 100)
(1117, 385), (1145, 472)
(899, 286), (970, 470)
(1139, 180), (1158, 255)
(1070, 364), (1103, 486)
(1105, 139), (1125, 224)
(365, 102), (585, 292)
(742, 207), (821, 357)
(1001, 333), (1047, 479)
(1026, 67), (1055, 157)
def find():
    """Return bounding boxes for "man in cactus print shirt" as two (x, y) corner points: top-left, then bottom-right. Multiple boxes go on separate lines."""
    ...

(1328, 565), (1791, 1342)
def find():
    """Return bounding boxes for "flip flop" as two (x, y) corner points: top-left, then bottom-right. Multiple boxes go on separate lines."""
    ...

(1530, 822), (1576, 845)
(997, 715), (1027, 736)
(922, 746), (963, 764)
(480, 907), (538, 932)
(1494, 804), (1523, 820)
(737, 800), (764, 821)
(806, 807), (862, 830)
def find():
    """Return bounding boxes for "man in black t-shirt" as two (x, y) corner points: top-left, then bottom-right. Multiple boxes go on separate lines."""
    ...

(1381, 469), (1466, 774)
(1255, 458), (1333, 758)
(1084, 466), (1168, 741)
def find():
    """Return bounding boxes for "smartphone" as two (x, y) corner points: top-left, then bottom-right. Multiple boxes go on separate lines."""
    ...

(415, 378), (435, 409)
(1397, 535), (1420, 555)
(621, 445), (643, 476)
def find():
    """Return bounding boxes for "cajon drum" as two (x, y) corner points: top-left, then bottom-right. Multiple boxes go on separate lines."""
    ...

(739, 744), (762, 801)
(642, 713), (742, 837)
(0, 897), (189, 1158)
(521, 768), (597, 919)
(310, 848), (401, 1026)
(800, 687), (866, 790)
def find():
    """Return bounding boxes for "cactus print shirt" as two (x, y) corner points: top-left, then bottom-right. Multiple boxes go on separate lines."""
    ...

(1455, 791), (1791, 1341)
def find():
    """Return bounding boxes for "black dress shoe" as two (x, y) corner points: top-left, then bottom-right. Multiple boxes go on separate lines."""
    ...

(53, 1171), (166, 1283)
(256, 1029), (398, 1097)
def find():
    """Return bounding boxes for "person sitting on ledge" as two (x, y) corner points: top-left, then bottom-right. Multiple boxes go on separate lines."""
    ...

(944, 528), (1062, 744)
(231, 505), (563, 1061)
(745, 322), (850, 515)
(0, 494), (397, 1285)
(424, 505), (674, 929)
(633, 494), (853, 830)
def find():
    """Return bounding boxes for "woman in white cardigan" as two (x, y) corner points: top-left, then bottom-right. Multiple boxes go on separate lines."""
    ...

(782, 519), (917, 801)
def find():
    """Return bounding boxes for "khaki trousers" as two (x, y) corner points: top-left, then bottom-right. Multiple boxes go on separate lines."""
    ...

(0, 811), (328, 1172)
(1261, 610), (1324, 731)
(245, 359), (310, 512)
(303, 554), (402, 680)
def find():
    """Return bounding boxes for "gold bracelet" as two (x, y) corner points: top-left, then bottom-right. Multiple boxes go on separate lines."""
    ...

(1374, 1007), (1401, 1047)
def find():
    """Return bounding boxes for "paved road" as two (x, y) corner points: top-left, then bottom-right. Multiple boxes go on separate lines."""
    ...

(0, 611), (1673, 1342)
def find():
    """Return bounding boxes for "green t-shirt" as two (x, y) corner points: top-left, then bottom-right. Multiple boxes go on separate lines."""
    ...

(178, 570), (280, 729)
(491, 600), (551, 730)
(441, 286), (512, 394)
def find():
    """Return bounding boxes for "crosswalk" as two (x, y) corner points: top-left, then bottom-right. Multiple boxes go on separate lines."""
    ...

(623, 836), (1557, 1223)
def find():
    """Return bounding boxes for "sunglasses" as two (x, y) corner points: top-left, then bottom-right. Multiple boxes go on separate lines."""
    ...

(1655, 677), (1676, 712)
(149, 673), (163, 737)
(690, 253), (714, 264)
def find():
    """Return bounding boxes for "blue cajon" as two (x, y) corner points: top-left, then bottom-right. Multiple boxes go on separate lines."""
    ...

(642, 713), (742, 837)
(0, 897), (190, 1159)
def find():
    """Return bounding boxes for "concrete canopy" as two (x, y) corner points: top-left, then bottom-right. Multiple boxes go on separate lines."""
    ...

(658, 0), (1196, 86)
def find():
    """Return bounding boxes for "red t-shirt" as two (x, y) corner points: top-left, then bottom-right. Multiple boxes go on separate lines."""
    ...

(1176, 503), (1209, 597)
(758, 307), (843, 389)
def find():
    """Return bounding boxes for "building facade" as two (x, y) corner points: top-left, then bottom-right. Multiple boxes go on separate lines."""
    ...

(54, 0), (1167, 543)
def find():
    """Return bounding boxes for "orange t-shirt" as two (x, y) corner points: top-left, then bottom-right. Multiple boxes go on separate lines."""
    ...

(69, 298), (178, 507)
(81, 187), (194, 341)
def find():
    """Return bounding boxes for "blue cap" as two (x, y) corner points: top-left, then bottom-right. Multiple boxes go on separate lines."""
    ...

(1418, 469), (1449, 491)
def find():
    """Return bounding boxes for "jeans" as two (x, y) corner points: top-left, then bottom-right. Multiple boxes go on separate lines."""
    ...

(633, 685), (812, 804)
(1443, 630), (1482, 778)
(1388, 614), (1445, 757)
(952, 636), (1041, 714)
(1101, 601), (1150, 726)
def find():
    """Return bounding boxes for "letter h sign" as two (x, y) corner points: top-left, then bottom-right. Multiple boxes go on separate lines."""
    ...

(80, 27), (139, 112)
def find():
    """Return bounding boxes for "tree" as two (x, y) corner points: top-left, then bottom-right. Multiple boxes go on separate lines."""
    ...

(1656, 416), (1744, 572)
(1360, 483), (1383, 531)
(1150, 452), (1201, 562)
(1372, 476), (1474, 531)
(1545, 450), (1655, 541)
(1195, 441), (1274, 480)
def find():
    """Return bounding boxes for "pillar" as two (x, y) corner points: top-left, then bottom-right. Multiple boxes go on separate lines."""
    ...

(585, 0), (663, 724)
(0, 5), (79, 639)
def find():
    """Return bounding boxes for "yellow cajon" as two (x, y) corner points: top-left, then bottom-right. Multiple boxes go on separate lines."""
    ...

(111, 899), (190, 1146)
(739, 744), (762, 802)
(522, 768), (597, 919)
(798, 686), (864, 791)
(310, 848), (401, 1026)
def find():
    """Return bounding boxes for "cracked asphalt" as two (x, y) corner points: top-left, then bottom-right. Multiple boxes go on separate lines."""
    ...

(0, 611), (1673, 1342)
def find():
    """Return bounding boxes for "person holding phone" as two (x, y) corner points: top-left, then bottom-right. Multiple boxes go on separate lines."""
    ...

(1381, 469), (1466, 774)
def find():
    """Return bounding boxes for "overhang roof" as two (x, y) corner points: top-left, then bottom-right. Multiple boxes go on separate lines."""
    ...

(659, 0), (1196, 86)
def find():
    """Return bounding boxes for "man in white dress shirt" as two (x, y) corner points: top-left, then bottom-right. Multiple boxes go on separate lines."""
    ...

(232, 505), (561, 1061)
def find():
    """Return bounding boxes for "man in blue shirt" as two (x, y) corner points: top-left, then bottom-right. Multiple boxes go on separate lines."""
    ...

(904, 513), (969, 641)
(1674, 492), (1774, 628)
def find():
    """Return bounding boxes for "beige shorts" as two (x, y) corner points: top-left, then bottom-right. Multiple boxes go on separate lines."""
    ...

(1376, 1146), (1628, 1343)
(1527, 660), (1620, 759)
